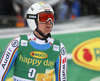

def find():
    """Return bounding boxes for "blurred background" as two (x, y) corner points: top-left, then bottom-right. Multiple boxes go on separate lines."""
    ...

(0, 0), (100, 28)
(0, 0), (100, 81)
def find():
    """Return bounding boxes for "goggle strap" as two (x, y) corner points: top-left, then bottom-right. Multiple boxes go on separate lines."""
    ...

(27, 14), (38, 19)
(35, 14), (38, 28)
(27, 14), (38, 28)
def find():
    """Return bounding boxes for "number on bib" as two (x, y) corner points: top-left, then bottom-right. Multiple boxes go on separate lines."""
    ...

(28, 68), (36, 78)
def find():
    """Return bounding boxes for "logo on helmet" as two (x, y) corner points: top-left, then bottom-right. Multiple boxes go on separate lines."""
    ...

(29, 15), (36, 19)
(40, 5), (51, 10)
(31, 7), (34, 11)
(44, 9), (50, 11)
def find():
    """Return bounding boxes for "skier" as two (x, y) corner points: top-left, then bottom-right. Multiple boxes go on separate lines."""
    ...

(0, 2), (67, 81)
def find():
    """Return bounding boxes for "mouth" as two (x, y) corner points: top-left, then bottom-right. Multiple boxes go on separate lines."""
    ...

(46, 26), (50, 28)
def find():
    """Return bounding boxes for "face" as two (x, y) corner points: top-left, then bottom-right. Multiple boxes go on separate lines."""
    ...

(38, 20), (53, 35)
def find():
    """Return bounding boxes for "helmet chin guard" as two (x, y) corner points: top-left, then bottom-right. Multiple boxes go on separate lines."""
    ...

(26, 2), (54, 30)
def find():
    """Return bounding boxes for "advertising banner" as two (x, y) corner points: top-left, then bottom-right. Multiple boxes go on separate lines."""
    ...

(0, 30), (100, 81)
(53, 30), (100, 81)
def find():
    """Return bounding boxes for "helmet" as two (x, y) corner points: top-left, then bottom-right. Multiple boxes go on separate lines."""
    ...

(26, 2), (54, 30)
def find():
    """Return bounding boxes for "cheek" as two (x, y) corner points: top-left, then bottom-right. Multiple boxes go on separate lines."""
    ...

(38, 24), (45, 30)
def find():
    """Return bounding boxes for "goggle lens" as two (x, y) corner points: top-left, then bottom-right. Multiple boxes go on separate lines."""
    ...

(38, 12), (54, 23)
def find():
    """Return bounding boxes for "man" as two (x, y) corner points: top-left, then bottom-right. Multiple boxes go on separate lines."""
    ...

(0, 2), (67, 81)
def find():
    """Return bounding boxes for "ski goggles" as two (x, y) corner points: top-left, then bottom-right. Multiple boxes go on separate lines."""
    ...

(38, 12), (54, 23)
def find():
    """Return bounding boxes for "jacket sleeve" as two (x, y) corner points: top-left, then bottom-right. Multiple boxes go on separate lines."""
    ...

(0, 36), (20, 81)
(55, 42), (67, 81)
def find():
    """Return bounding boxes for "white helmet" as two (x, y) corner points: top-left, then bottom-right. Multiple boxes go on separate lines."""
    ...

(26, 2), (54, 30)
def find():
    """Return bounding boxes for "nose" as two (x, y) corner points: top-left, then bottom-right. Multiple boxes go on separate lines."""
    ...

(47, 20), (51, 24)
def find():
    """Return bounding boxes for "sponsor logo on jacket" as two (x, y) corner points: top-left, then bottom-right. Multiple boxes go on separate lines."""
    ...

(19, 54), (54, 67)
(30, 51), (48, 59)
